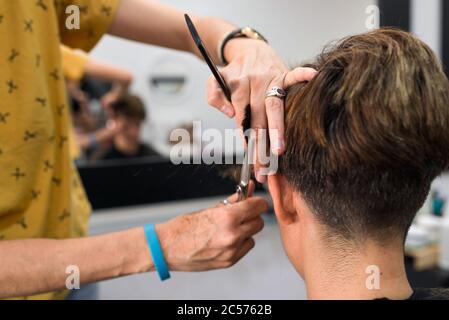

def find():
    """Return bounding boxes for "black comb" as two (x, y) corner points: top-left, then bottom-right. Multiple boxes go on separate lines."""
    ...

(184, 14), (252, 140)
(242, 106), (251, 144)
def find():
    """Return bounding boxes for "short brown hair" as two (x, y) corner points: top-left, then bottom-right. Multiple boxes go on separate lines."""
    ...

(111, 94), (146, 121)
(280, 28), (449, 242)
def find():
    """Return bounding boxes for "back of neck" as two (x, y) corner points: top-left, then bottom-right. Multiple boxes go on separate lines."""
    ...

(304, 238), (412, 300)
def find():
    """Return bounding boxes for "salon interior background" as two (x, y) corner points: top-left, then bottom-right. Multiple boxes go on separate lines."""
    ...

(90, 0), (449, 155)
(83, 0), (449, 299)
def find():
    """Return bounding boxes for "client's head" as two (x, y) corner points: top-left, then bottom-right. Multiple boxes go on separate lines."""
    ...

(110, 94), (146, 146)
(268, 28), (449, 296)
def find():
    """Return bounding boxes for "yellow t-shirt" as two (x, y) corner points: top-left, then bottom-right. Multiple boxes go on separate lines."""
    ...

(61, 44), (89, 82)
(0, 0), (119, 300)
(61, 44), (90, 160)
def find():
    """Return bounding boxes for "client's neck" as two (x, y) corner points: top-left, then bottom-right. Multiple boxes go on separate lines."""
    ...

(304, 236), (412, 300)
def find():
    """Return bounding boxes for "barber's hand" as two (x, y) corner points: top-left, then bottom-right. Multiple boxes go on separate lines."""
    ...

(104, 119), (122, 136)
(207, 39), (317, 182)
(101, 90), (122, 110)
(155, 183), (268, 271)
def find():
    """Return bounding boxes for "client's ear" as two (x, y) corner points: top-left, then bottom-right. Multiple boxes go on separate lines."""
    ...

(267, 174), (298, 225)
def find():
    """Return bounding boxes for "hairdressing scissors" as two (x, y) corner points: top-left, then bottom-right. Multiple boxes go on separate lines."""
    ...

(184, 14), (252, 202)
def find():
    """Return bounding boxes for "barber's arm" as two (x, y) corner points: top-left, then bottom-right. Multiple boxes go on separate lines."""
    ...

(107, 0), (317, 182)
(83, 58), (134, 108)
(0, 193), (267, 298)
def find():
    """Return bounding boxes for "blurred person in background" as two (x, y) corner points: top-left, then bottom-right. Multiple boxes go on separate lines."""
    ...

(94, 94), (160, 160)
(62, 45), (133, 159)
(62, 44), (133, 113)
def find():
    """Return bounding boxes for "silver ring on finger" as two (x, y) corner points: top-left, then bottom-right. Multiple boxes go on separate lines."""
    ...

(265, 86), (287, 99)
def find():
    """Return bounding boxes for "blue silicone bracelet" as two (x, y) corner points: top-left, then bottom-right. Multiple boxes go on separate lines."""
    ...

(144, 224), (171, 281)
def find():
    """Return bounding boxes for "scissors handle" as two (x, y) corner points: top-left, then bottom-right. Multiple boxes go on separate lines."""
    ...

(236, 184), (249, 202)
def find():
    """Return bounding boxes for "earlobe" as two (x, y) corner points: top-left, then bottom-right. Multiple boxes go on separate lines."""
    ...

(267, 175), (297, 225)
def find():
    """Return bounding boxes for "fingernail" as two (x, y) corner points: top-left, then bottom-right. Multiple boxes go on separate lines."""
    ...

(221, 105), (234, 117)
(272, 138), (285, 155)
(256, 170), (267, 184)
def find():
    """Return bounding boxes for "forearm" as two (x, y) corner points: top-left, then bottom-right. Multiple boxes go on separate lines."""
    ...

(94, 127), (117, 146)
(84, 59), (133, 89)
(77, 127), (115, 151)
(112, 81), (128, 95)
(108, 0), (236, 63)
(0, 191), (269, 298)
(0, 227), (152, 298)
(76, 112), (97, 133)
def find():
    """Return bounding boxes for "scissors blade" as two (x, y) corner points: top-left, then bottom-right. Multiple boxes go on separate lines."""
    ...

(237, 133), (255, 201)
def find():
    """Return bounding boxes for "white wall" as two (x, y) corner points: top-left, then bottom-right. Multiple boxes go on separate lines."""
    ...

(411, 0), (442, 60)
(90, 0), (376, 154)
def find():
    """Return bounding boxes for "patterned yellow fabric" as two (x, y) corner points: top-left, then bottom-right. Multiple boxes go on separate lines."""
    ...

(0, 0), (119, 300)
(61, 44), (89, 160)
(61, 45), (89, 82)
